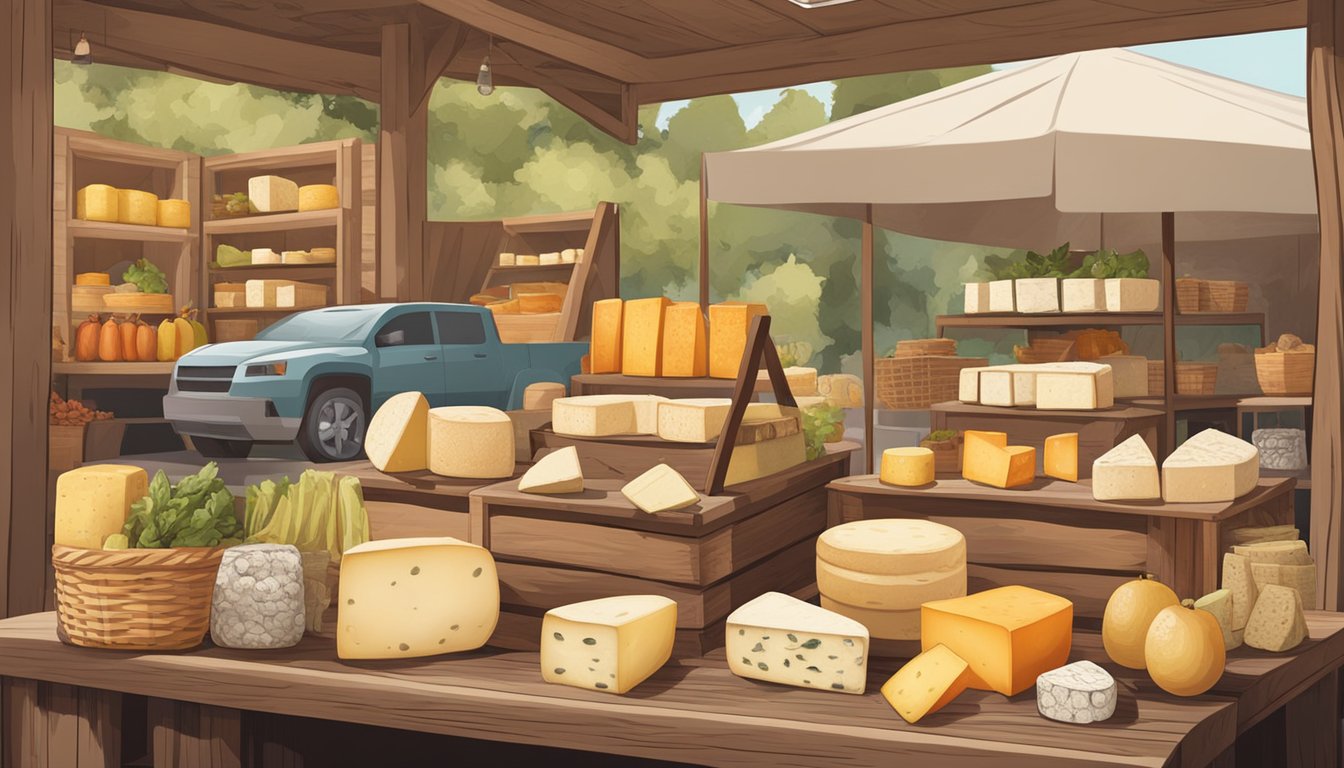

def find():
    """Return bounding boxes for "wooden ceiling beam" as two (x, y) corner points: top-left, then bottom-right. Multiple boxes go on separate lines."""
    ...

(493, 42), (638, 144)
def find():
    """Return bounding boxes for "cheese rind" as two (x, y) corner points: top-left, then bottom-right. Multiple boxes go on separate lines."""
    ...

(921, 586), (1074, 696)
(725, 592), (869, 694)
(1250, 562), (1317, 609)
(1231, 540), (1310, 565)
(1091, 434), (1161, 501)
(621, 297), (671, 376)
(708, 302), (768, 378)
(1195, 588), (1241, 650)
(336, 537), (499, 659)
(365, 392), (429, 472)
(518, 446), (584, 494)
(817, 559), (966, 610)
(1222, 553), (1259, 630)
(117, 189), (158, 225)
(963, 282), (990, 314)
(157, 199), (191, 228)
(427, 406), (515, 479)
(1162, 429), (1259, 503)
(657, 398), (731, 443)
(541, 595), (677, 694)
(817, 519), (966, 576)
(1044, 432), (1079, 482)
(1243, 584), (1307, 652)
(882, 644), (973, 723)
(820, 597), (921, 640)
(590, 299), (623, 373)
(879, 447), (935, 486)
(297, 184), (339, 211)
(247, 175), (300, 213)
(54, 465), (149, 549)
(621, 464), (699, 514)
(76, 184), (118, 222)
(1036, 661), (1117, 724)
(661, 302), (708, 377)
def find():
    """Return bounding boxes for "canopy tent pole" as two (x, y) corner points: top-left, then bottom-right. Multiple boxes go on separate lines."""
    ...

(1161, 212), (1177, 458)
(699, 153), (710, 312)
(863, 204), (875, 474)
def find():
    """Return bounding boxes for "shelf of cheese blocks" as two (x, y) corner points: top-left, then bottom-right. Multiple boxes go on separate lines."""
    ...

(202, 208), (340, 235)
(936, 312), (1265, 329)
(825, 474), (1296, 620)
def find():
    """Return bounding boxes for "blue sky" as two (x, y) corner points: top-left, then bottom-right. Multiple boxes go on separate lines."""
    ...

(656, 29), (1307, 130)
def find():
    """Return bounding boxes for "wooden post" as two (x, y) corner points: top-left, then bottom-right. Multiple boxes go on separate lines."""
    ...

(378, 23), (429, 302)
(862, 205), (875, 474)
(1, 0), (53, 619)
(699, 153), (710, 312)
(1308, 0), (1344, 611)
(704, 314), (795, 496)
(1161, 212), (1177, 458)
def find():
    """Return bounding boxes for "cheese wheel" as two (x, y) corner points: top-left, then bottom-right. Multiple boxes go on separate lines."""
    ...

(523, 382), (566, 411)
(76, 184), (119, 222)
(117, 189), (159, 226)
(298, 184), (339, 211)
(427, 406), (515, 478)
(879, 447), (934, 487)
(820, 596), (921, 640)
(157, 199), (191, 228)
(75, 272), (111, 287)
(816, 558), (967, 610)
(817, 519), (965, 576)
(365, 392), (429, 472)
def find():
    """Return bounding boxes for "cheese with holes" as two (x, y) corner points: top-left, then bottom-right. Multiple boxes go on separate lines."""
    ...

(962, 434), (1035, 489)
(821, 597), (921, 640)
(76, 184), (118, 222)
(725, 432), (806, 485)
(1061, 278), (1106, 313)
(1251, 562), (1317, 608)
(519, 446), (583, 494)
(621, 297), (671, 376)
(880, 447), (935, 486)
(54, 465), (149, 549)
(818, 519), (966, 576)
(117, 189), (159, 225)
(427, 406), (514, 478)
(1222, 553), (1258, 630)
(921, 586), (1074, 696)
(817, 559), (966, 611)
(1044, 432), (1079, 482)
(552, 395), (638, 436)
(1162, 429), (1259, 503)
(709, 302), (768, 378)
(336, 537), (499, 659)
(1100, 355), (1148, 398)
(541, 595), (676, 694)
(157, 199), (191, 228)
(365, 392), (429, 472)
(988, 279), (1016, 312)
(1015, 278), (1060, 313)
(1195, 588), (1241, 650)
(1244, 584), (1307, 652)
(590, 299), (623, 373)
(658, 398), (731, 443)
(1233, 540), (1311, 565)
(661, 302), (708, 377)
(621, 464), (699, 514)
(1034, 362), (1114, 410)
(1092, 434), (1160, 501)
(1036, 661), (1117, 724)
(726, 592), (869, 694)
(964, 282), (990, 314)
(883, 644), (973, 723)
(959, 367), (989, 403)
(298, 184), (339, 211)
(248, 175), (300, 213)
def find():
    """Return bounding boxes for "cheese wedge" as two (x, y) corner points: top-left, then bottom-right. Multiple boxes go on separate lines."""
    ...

(427, 406), (515, 479)
(882, 644), (973, 723)
(365, 392), (430, 472)
(519, 447), (584, 494)
(621, 297), (671, 377)
(1100, 354), (1148, 398)
(1162, 429), (1259, 503)
(657, 398), (731, 443)
(55, 465), (149, 549)
(1195, 589), (1241, 650)
(1233, 540), (1311, 565)
(247, 175), (300, 213)
(962, 439), (1035, 490)
(963, 430), (1007, 449)
(820, 597), (921, 640)
(880, 447), (935, 486)
(621, 464), (699, 514)
(708, 302), (768, 379)
(1092, 434), (1160, 501)
(1036, 661), (1117, 724)
(541, 595), (676, 694)
(1250, 562), (1317, 609)
(817, 519), (966, 576)
(1044, 432), (1079, 482)
(1033, 362), (1114, 410)
(661, 302), (708, 377)
(817, 559), (966, 611)
(726, 592), (869, 694)
(1243, 584), (1307, 652)
(1222, 553), (1258, 631)
(921, 586), (1073, 696)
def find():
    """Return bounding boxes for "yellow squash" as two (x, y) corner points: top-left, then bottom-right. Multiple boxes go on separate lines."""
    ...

(173, 316), (194, 358)
(156, 319), (177, 361)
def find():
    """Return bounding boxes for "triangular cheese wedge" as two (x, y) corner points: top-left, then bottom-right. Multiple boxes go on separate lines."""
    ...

(365, 392), (429, 472)
(726, 592), (869, 694)
(1091, 434), (1159, 500)
(1162, 429), (1259, 503)
(518, 446), (584, 494)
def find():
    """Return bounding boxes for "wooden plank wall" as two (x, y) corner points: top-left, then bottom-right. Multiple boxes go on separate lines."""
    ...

(2, 0), (53, 619)
(422, 220), (505, 304)
(361, 142), (378, 301)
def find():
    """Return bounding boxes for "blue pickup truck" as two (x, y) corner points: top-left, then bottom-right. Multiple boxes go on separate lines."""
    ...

(163, 303), (586, 462)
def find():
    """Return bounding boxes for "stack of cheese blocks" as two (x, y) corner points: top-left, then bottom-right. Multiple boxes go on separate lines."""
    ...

(1091, 428), (1259, 503)
(1221, 526), (1314, 653)
(364, 392), (517, 480)
(879, 428), (1077, 491)
(76, 184), (190, 228)
(246, 176), (340, 214)
(959, 362), (1115, 410)
(816, 520), (967, 642)
(499, 249), (582, 266)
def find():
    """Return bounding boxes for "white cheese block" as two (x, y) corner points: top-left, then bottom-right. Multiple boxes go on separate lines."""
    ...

(978, 369), (1019, 407)
(621, 464), (700, 514)
(1015, 278), (1060, 313)
(1100, 354), (1148, 398)
(1104, 278), (1161, 312)
(963, 282), (990, 314)
(336, 537), (499, 659)
(1036, 661), (1117, 724)
(1252, 428), (1309, 471)
(427, 406), (515, 478)
(1243, 583), (1307, 652)
(816, 559), (966, 611)
(658, 398), (732, 443)
(499, 252), (515, 266)
(560, 248), (577, 264)
(541, 595), (677, 694)
(1194, 588), (1241, 650)
(247, 175), (300, 213)
(726, 592), (869, 694)
(959, 367), (989, 403)
(244, 279), (284, 308)
(1250, 562), (1317, 608)
(1232, 540), (1311, 565)
(211, 543), (305, 649)
(519, 446), (583, 494)
(816, 519), (966, 576)
(539, 251), (561, 265)
(820, 596), (921, 640)
(1061, 278), (1106, 313)
(1222, 553), (1258, 630)
(1091, 434), (1161, 501)
(988, 279), (1016, 312)
(365, 391), (429, 472)
(1034, 362), (1114, 410)
(250, 248), (281, 265)
(725, 432), (806, 485)
(552, 395), (638, 437)
(1162, 428), (1259, 503)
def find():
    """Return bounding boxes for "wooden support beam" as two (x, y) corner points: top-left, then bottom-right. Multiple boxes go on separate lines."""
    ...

(2, 0), (52, 619)
(493, 43), (637, 144)
(1308, 0), (1344, 611)
(1161, 212), (1177, 460)
(378, 23), (429, 301)
(409, 7), (471, 115)
(862, 205), (875, 475)
(700, 154), (710, 312)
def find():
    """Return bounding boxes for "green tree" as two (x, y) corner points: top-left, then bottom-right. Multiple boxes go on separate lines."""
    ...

(830, 66), (989, 120)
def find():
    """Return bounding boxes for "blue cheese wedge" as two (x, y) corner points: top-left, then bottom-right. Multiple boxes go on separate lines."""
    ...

(726, 592), (869, 694)
(1036, 660), (1117, 723)
(541, 595), (677, 694)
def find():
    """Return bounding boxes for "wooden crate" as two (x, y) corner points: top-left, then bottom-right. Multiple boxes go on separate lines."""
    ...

(493, 312), (562, 343)
(48, 425), (85, 471)
(1202, 280), (1249, 312)
(1177, 362), (1218, 395)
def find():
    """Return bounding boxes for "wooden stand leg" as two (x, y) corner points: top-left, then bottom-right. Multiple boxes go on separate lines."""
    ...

(2, 679), (121, 768)
(1285, 670), (1340, 767)
(149, 698), (243, 768)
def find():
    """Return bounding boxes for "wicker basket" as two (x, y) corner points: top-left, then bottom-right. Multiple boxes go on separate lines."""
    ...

(920, 436), (962, 475)
(1014, 339), (1076, 364)
(1148, 360), (1165, 396)
(876, 355), (987, 409)
(214, 318), (259, 342)
(1176, 279), (1203, 314)
(52, 545), (224, 651)
(1254, 350), (1315, 395)
(894, 338), (957, 357)
(1201, 280), (1249, 312)
(1176, 363), (1218, 395)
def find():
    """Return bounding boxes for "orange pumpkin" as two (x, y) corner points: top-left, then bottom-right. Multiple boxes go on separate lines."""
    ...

(75, 315), (100, 362)
(135, 321), (155, 362)
(1102, 574), (1179, 669)
(1144, 604), (1226, 696)
(98, 318), (121, 362)
(119, 316), (139, 362)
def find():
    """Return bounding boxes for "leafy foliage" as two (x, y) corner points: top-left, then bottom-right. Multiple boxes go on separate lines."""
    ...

(801, 402), (845, 461)
(986, 243), (1072, 280)
(123, 463), (241, 548)
(123, 257), (168, 294)
(1071, 248), (1150, 279)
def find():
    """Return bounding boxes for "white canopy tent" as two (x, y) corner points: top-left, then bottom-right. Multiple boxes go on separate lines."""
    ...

(701, 48), (1319, 470)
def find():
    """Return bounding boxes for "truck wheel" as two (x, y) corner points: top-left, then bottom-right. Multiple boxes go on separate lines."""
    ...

(297, 386), (367, 462)
(192, 437), (254, 459)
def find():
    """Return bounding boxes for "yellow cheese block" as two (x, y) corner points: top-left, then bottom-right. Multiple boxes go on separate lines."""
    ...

(298, 183), (340, 211)
(54, 465), (149, 549)
(157, 199), (191, 228)
(1250, 562), (1317, 609)
(541, 595), (676, 694)
(516, 254), (541, 266)
(963, 430), (1007, 449)
(921, 586), (1074, 696)
(1232, 540), (1311, 565)
(1044, 432), (1079, 482)
(657, 398), (731, 443)
(821, 596), (921, 640)
(1244, 583), (1307, 652)
(724, 431), (806, 485)
(882, 644), (973, 724)
(76, 184), (119, 222)
(661, 302), (708, 377)
(117, 189), (159, 226)
(590, 298), (623, 374)
(75, 272), (111, 287)
(365, 392), (429, 472)
(962, 433), (1035, 489)
(518, 292), (563, 314)
(708, 302), (768, 379)
(1221, 553), (1259, 631)
(427, 406), (515, 478)
(880, 447), (935, 487)
(621, 463), (700, 514)
(621, 297), (671, 377)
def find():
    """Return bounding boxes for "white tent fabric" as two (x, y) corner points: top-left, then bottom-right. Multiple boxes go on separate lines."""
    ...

(705, 48), (1318, 250)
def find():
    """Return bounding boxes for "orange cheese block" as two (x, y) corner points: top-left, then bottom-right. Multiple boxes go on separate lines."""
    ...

(590, 298), (623, 374)
(518, 292), (563, 314)
(962, 431), (1034, 489)
(661, 302), (708, 377)
(708, 302), (768, 378)
(621, 297), (671, 377)
(75, 272), (111, 287)
(1044, 432), (1079, 482)
(881, 644), (974, 724)
(921, 586), (1073, 696)
(962, 430), (1007, 448)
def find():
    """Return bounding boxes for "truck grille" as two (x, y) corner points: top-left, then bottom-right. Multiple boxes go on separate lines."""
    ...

(176, 365), (237, 393)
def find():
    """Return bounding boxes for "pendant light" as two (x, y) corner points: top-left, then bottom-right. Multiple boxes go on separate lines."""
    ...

(476, 38), (494, 96)
(73, 33), (93, 65)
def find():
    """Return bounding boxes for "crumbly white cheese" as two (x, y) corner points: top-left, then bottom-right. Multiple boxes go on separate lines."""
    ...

(211, 544), (305, 649)
(1036, 660), (1117, 724)
(1252, 428), (1308, 471)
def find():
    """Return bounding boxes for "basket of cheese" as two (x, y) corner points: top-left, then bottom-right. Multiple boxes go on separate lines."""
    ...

(875, 339), (987, 410)
(1255, 333), (1315, 395)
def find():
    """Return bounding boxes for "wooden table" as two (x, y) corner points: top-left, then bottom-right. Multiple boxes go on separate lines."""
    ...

(828, 476), (1296, 620)
(572, 373), (783, 400)
(1, 610), (1340, 767)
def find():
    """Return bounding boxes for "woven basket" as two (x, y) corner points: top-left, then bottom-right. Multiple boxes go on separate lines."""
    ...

(1201, 281), (1249, 312)
(1148, 360), (1165, 396)
(1254, 350), (1315, 395)
(894, 338), (957, 357)
(1014, 339), (1076, 364)
(1176, 279), (1203, 314)
(52, 545), (224, 651)
(920, 437), (962, 475)
(1176, 363), (1218, 395)
(876, 355), (987, 409)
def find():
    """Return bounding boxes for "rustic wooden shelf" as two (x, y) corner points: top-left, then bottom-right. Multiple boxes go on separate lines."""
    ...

(202, 208), (339, 235)
(51, 361), (175, 375)
(209, 264), (337, 280)
(500, 208), (597, 235)
(206, 306), (317, 314)
(1262, 468), (1312, 490)
(67, 219), (192, 243)
(1238, 395), (1313, 410)
(936, 311), (1265, 331)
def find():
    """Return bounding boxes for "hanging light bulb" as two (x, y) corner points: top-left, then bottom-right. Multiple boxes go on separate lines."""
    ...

(476, 37), (494, 96)
(72, 33), (93, 65)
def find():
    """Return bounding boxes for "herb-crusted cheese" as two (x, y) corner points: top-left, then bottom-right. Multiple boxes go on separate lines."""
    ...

(541, 595), (676, 694)
(726, 592), (869, 694)
(1036, 660), (1117, 724)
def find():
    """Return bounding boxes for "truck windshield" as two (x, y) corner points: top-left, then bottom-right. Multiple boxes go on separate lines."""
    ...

(256, 308), (382, 343)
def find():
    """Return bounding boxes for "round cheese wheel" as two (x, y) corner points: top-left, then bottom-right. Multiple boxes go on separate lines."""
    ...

(523, 382), (565, 411)
(820, 596), (920, 640)
(298, 184), (340, 211)
(880, 447), (935, 487)
(75, 272), (110, 287)
(117, 189), (159, 226)
(817, 519), (965, 576)
(816, 558), (966, 610)
(157, 199), (191, 229)
(427, 406), (515, 478)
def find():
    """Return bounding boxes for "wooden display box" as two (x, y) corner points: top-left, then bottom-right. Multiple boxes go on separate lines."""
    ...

(827, 475), (1296, 623)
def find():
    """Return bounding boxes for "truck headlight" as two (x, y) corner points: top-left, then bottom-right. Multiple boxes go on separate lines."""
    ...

(245, 361), (288, 377)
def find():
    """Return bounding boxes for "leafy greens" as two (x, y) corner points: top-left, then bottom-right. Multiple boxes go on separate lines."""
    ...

(122, 463), (242, 548)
